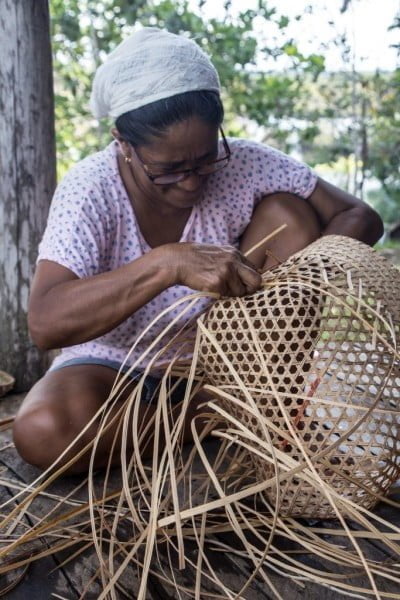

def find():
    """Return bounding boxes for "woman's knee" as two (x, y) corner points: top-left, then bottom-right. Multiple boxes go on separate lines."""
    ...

(12, 404), (65, 470)
(12, 367), (117, 471)
(240, 192), (321, 269)
(259, 193), (320, 242)
(12, 403), (99, 473)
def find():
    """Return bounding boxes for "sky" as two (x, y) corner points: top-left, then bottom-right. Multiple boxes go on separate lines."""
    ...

(189, 0), (399, 72)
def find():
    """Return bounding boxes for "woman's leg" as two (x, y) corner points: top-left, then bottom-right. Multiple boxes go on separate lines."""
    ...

(239, 193), (321, 270)
(12, 365), (204, 474)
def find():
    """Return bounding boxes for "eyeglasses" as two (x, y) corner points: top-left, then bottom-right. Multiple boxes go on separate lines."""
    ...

(131, 127), (231, 185)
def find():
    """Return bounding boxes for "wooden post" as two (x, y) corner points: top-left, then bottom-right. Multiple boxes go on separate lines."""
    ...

(0, 0), (56, 390)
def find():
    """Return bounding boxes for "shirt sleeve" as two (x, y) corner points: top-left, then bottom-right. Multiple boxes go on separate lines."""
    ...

(240, 139), (318, 203)
(37, 167), (107, 278)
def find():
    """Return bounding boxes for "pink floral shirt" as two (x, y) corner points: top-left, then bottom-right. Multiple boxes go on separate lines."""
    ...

(37, 138), (317, 369)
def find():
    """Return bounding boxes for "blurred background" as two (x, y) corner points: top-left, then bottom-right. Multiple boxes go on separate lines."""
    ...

(51, 0), (399, 242)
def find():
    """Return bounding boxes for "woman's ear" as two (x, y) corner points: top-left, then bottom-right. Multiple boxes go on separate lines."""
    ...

(111, 127), (131, 158)
(110, 127), (122, 142)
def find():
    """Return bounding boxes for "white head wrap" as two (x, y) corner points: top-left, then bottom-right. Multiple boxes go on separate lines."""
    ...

(90, 27), (221, 120)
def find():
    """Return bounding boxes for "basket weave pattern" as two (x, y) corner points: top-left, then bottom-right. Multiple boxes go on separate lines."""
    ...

(199, 236), (400, 518)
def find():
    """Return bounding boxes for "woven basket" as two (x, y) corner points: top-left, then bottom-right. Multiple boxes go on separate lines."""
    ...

(0, 370), (15, 397)
(198, 236), (400, 518)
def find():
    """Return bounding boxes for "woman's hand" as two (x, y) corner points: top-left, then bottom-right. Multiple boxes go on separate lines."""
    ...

(157, 242), (262, 297)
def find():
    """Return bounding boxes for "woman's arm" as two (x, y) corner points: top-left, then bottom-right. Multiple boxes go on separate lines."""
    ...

(29, 244), (260, 350)
(28, 252), (173, 350)
(239, 177), (383, 271)
(307, 177), (384, 245)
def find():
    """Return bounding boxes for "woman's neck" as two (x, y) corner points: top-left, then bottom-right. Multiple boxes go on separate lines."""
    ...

(116, 150), (192, 247)
(117, 151), (189, 217)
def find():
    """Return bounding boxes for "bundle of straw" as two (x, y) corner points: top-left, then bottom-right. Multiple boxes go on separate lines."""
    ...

(0, 235), (399, 599)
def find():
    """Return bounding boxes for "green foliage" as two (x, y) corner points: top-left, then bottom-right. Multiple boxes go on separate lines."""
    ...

(366, 69), (400, 218)
(50, 0), (326, 177)
(51, 0), (148, 177)
(49, 0), (399, 227)
(293, 64), (400, 224)
(376, 239), (400, 250)
(294, 12), (400, 224)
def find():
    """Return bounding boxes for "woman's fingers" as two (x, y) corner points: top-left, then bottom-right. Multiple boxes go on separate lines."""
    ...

(165, 242), (262, 297)
(236, 262), (262, 293)
(218, 264), (261, 298)
(207, 248), (262, 296)
(224, 274), (247, 297)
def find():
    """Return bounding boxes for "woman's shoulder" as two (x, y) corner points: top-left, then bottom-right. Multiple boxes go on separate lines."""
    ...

(48, 142), (123, 226)
(227, 136), (290, 160)
(227, 136), (314, 179)
(53, 142), (122, 213)
(225, 136), (316, 199)
(61, 142), (118, 189)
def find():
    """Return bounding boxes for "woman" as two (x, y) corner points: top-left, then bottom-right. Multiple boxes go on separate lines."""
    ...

(12, 28), (383, 473)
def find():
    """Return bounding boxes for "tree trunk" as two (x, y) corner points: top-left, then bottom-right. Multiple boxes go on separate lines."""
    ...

(0, 0), (56, 390)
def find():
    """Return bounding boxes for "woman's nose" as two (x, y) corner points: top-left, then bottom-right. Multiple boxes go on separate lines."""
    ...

(177, 172), (204, 192)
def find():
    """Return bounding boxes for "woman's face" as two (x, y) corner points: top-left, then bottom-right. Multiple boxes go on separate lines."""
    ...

(122, 117), (220, 211)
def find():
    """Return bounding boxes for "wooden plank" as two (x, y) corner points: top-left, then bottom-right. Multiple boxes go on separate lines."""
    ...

(0, 471), (80, 599)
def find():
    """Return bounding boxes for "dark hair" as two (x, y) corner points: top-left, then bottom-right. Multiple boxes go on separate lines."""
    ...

(115, 90), (224, 147)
